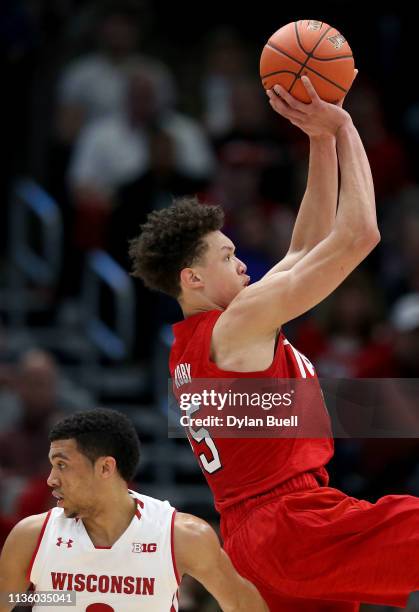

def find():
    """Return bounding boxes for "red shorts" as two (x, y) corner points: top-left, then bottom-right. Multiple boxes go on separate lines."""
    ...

(221, 473), (419, 611)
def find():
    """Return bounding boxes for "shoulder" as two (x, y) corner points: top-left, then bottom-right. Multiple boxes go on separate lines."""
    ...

(0, 512), (50, 569)
(214, 280), (280, 342)
(173, 513), (220, 576)
(174, 512), (214, 539)
(5, 512), (50, 550)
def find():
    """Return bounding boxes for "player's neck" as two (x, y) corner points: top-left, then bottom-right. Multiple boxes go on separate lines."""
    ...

(179, 294), (223, 318)
(82, 489), (137, 548)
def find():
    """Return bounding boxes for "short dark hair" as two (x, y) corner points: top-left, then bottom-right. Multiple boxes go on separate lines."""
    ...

(129, 196), (224, 298)
(49, 408), (140, 482)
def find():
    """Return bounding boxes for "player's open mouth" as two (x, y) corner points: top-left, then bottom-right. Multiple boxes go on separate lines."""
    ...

(243, 276), (251, 286)
(52, 491), (64, 506)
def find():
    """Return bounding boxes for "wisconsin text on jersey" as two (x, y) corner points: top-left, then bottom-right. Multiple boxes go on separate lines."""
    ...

(50, 572), (155, 595)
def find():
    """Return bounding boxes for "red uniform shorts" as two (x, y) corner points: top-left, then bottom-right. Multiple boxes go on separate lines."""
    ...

(221, 473), (419, 611)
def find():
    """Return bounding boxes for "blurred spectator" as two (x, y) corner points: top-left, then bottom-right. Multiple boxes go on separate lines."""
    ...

(352, 292), (419, 379)
(1, 0), (39, 256)
(202, 138), (295, 282)
(212, 76), (276, 146)
(387, 293), (419, 377)
(0, 515), (15, 549)
(200, 27), (252, 137)
(345, 77), (410, 200)
(0, 349), (95, 533)
(55, 1), (173, 146)
(68, 60), (215, 251)
(296, 271), (386, 377)
(201, 75), (296, 282)
(331, 294), (419, 503)
(378, 185), (419, 303)
(0, 348), (94, 479)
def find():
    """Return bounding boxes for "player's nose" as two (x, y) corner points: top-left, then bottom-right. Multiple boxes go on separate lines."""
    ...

(47, 469), (60, 488)
(237, 258), (247, 275)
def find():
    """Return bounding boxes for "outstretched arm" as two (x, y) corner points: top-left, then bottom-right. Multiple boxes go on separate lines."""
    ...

(263, 72), (356, 275)
(266, 133), (338, 275)
(216, 76), (379, 342)
(290, 134), (338, 251)
(174, 513), (268, 612)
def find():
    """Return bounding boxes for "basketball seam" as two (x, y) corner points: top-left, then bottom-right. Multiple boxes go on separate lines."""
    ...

(265, 42), (352, 67)
(266, 42), (306, 68)
(264, 43), (348, 93)
(262, 69), (299, 79)
(273, 68), (347, 93)
(311, 54), (353, 61)
(289, 23), (333, 94)
(262, 53), (348, 94)
(294, 21), (309, 54)
(294, 22), (352, 60)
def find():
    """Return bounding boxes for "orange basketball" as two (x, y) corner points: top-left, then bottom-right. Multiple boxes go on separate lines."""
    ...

(260, 20), (355, 103)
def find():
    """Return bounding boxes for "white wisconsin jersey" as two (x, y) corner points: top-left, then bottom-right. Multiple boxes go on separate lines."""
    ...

(29, 490), (180, 611)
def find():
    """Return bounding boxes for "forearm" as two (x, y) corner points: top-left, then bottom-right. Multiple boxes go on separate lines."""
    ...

(212, 551), (268, 611)
(232, 580), (268, 611)
(335, 120), (378, 238)
(289, 135), (338, 252)
(219, 577), (268, 612)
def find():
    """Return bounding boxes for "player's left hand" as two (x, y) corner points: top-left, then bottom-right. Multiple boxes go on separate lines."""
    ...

(266, 73), (354, 138)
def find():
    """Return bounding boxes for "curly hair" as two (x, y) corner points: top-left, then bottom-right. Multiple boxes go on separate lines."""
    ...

(49, 408), (140, 482)
(129, 196), (225, 298)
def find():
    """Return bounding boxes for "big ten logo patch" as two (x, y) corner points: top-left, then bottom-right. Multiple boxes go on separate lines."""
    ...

(132, 542), (157, 553)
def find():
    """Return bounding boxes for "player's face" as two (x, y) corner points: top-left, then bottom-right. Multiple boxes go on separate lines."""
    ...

(47, 439), (101, 519)
(197, 231), (250, 307)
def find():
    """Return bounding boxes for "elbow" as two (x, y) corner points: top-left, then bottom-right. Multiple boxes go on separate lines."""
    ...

(334, 224), (380, 258)
(354, 227), (381, 255)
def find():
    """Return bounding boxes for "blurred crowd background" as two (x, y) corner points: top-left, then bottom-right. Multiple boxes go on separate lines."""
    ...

(1, 1), (419, 610)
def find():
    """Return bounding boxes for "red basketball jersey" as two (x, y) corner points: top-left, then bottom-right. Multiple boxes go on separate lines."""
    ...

(169, 310), (333, 512)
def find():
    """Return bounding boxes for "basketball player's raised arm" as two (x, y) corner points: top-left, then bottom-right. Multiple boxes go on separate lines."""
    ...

(174, 514), (268, 611)
(264, 111), (338, 274)
(221, 78), (380, 335)
(262, 72), (356, 275)
(0, 514), (45, 612)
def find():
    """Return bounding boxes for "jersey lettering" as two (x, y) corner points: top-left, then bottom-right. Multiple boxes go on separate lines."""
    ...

(284, 339), (315, 378)
(186, 402), (222, 474)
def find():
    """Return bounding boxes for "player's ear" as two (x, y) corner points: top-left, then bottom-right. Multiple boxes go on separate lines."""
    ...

(97, 456), (117, 479)
(180, 268), (204, 290)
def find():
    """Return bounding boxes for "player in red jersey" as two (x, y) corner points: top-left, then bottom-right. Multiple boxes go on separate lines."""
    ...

(129, 76), (419, 611)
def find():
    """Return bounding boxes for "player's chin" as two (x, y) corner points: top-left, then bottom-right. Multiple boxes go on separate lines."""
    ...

(63, 506), (77, 519)
(66, 511), (79, 519)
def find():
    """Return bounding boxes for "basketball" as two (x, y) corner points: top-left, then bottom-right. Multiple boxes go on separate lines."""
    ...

(260, 20), (355, 103)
